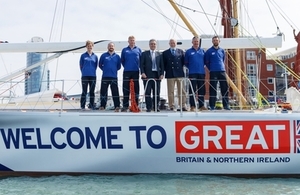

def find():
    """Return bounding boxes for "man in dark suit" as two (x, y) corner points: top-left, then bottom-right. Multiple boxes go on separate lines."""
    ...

(163, 39), (187, 111)
(140, 39), (164, 112)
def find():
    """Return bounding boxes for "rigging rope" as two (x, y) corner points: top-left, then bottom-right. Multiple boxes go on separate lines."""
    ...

(239, 23), (300, 82)
(0, 54), (8, 75)
(197, 0), (218, 36)
(213, 7), (220, 26)
(0, 75), (26, 96)
(268, 0), (299, 31)
(179, 1), (205, 36)
(240, 0), (259, 37)
(169, 0), (181, 38)
(151, 0), (182, 38)
(265, 0), (278, 28)
(49, 0), (67, 89)
(141, 0), (190, 34)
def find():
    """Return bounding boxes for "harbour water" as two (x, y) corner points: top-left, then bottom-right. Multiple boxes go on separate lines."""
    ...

(0, 174), (300, 195)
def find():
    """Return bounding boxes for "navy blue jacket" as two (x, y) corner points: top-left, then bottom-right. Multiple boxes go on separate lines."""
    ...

(162, 48), (185, 78)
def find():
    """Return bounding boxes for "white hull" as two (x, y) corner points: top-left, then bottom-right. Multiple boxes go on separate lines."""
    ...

(0, 110), (299, 176)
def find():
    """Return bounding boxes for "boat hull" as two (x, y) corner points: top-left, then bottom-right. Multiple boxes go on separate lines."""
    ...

(0, 111), (299, 176)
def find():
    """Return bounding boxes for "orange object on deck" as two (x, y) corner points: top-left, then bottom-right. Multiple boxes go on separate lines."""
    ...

(129, 79), (140, 112)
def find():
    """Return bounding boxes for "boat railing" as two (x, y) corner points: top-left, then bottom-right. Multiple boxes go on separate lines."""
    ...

(1, 77), (297, 113)
(0, 79), (80, 111)
(141, 78), (158, 112)
(179, 78), (197, 116)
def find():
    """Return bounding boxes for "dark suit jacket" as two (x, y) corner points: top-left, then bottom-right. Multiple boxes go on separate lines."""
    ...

(140, 50), (164, 79)
(162, 48), (185, 78)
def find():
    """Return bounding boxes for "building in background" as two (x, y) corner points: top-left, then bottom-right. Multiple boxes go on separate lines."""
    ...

(25, 37), (49, 95)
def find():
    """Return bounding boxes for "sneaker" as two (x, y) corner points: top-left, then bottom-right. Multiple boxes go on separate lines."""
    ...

(209, 107), (215, 111)
(190, 106), (195, 112)
(99, 107), (105, 110)
(121, 107), (128, 112)
(199, 106), (208, 111)
(114, 107), (120, 112)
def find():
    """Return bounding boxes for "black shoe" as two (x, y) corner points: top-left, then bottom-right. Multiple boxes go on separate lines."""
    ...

(178, 108), (188, 111)
(146, 109), (151, 112)
(121, 107), (128, 112)
(209, 106), (215, 111)
(224, 106), (231, 110)
(156, 109), (160, 112)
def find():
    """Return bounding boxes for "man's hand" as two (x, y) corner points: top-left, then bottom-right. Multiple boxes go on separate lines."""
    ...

(141, 73), (147, 79)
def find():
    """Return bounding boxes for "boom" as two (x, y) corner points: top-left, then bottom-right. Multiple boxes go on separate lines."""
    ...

(0, 36), (282, 53)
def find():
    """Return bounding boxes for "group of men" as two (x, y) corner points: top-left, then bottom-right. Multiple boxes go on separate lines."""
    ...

(79, 35), (231, 112)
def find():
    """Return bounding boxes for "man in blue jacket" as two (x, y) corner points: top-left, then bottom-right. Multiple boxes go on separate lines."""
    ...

(99, 42), (121, 112)
(204, 36), (230, 110)
(185, 36), (207, 111)
(79, 40), (98, 110)
(120, 36), (142, 112)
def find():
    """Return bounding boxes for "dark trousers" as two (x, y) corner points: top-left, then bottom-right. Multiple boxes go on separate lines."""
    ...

(122, 71), (140, 108)
(100, 77), (120, 108)
(189, 73), (206, 108)
(143, 75), (161, 110)
(209, 71), (229, 108)
(80, 76), (96, 109)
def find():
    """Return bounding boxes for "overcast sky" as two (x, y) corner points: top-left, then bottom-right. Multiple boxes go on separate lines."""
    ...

(0, 0), (299, 96)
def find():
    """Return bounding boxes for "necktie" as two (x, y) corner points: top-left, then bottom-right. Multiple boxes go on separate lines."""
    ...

(152, 51), (157, 70)
(172, 49), (175, 56)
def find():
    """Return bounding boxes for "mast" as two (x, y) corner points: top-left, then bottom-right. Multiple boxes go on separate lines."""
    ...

(219, 0), (247, 108)
(232, 0), (243, 108)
